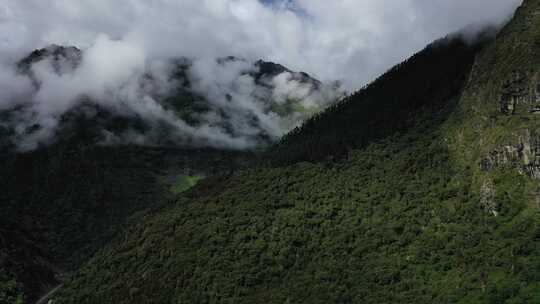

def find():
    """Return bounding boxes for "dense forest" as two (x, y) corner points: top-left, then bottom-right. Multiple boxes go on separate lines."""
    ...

(0, 143), (252, 303)
(269, 35), (486, 164)
(0, 45), (323, 303)
(52, 1), (540, 303)
(3, 0), (540, 303)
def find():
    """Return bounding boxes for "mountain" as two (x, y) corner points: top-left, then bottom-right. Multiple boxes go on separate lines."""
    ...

(16, 45), (82, 76)
(0, 144), (253, 303)
(2, 46), (340, 153)
(0, 48), (340, 303)
(46, 1), (540, 303)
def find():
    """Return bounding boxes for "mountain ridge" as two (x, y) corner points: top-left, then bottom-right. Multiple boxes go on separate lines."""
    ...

(3, 44), (342, 154)
(1, 48), (336, 303)
(51, 1), (540, 303)
(3, 1), (540, 303)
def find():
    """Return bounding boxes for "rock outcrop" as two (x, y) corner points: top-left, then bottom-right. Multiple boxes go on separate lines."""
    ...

(500, 71), (540, 114)
(480, 178), (499, 216)
(482, 129), (540, 179)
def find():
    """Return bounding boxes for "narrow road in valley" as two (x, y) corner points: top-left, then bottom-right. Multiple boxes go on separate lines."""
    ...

(35, 284), (63, 304)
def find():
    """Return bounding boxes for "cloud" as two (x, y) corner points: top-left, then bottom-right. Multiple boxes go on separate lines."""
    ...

(0, 0), (522, 87)
(0, 0), (523, 151)
(0, 67), (32, 111)
(0, 34), (343, 151)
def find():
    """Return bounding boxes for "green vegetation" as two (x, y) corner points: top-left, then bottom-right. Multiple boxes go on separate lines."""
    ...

(54, 1), (540, 303)
(0, 270), (24, 304)
(5, 1), (540, 303)
(170, 175), (205, 194)
(270, 98), (321, 117)
(0, 145), (249, 302)
(54, 116), (540, 303)
(270, 35), (482, 165)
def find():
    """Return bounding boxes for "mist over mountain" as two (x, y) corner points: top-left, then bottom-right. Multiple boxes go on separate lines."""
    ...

(2, 1), (540, 304)
(0, 0), (523, 152)
(0, 42), (343, 152)
(1, 0), (521, 88)
(48, 0), (540, 301)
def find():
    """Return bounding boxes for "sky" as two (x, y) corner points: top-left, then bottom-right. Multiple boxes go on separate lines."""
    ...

(0, 0), (522, 89)
(0, 0), (524, 151)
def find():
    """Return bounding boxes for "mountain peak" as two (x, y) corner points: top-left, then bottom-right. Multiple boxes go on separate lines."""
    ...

(17, 44), (82, 76)
(18, 45), (81, 66)
(4, 3), (540, 304)
(4, 47), (340, 153)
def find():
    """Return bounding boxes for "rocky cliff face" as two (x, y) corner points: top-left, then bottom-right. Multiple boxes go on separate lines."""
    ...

(500, 71), (540, 115)
(482, 130), (540, 179)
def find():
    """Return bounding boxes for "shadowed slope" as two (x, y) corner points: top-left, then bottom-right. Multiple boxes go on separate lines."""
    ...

(41, 1), (540, 303)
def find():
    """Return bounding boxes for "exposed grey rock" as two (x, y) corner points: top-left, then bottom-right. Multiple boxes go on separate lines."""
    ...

(17, 45), (82, 78)
(500, 71), (528, 114)
(500, 71), (540, 115)
(482, 130), (540, 179)
(480, 179), (499, 216)
(529, 106), (540, 114)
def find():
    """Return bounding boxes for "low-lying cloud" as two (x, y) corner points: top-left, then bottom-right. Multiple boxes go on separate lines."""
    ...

(0, 35), (342, 151)
(1, 0), (522, 86)
(0, 0), (523, 151)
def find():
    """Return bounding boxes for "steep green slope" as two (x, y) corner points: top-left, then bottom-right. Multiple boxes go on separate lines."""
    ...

(0, 105), (254, 304)
(269, 34), (484, 164)
(54, 1), (540, 303)
(0, 142), (251, 303)
(2, 47), (327, 303)
(56, 124), (539, 304)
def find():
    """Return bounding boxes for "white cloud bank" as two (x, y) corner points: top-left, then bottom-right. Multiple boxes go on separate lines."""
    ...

(0, 35), (342, 151)
(0, 0), (523, 150)
(0, 0), (522, 87)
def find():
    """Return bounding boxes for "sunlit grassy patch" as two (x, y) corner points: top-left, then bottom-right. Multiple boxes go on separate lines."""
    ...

(170, 175), (205, 194)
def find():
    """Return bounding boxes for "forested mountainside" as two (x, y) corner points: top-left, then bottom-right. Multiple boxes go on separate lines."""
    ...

(0, 145), (252, 303)
(3, 1), (540, 304)
(1, 45), (339, 153)
(0, 47), (334, 303)
(51, 1), (540, 303)
(269, 34), (485, 164)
